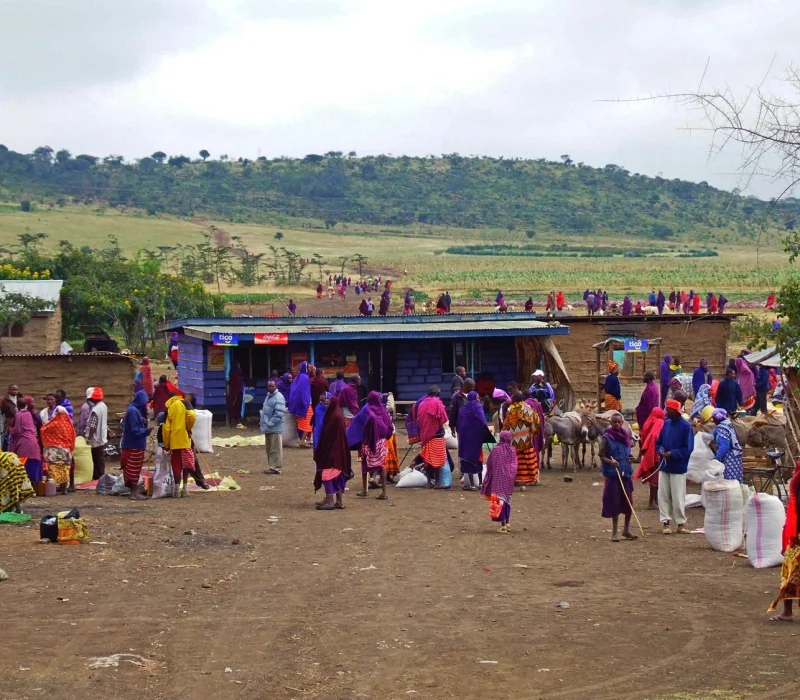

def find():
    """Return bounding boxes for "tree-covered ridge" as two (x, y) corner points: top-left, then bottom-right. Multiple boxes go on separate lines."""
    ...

(0, 145), (796, 239)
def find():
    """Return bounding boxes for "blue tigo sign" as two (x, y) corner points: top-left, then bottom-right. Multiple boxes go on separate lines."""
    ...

(624, 339), (648, 353)
(212, 332), (239, 347)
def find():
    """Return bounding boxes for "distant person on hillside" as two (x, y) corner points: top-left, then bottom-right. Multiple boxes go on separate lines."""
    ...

(359, 298), (369, 316)
(444, 291), (452, 312)
(718, 294), (728, 313)
(556, 291), (565, 311)
(436, 294), (447, 314)
(707, 293), (719, 313)
(546, 291), (556, 311)
(366, 298), (374, 316)
(316, 283), (323, 299)
(379, 290), (390, 316)
(622, 296), (632, 316)
(648, 289), (657, 306)
(288, 299), (297, 316)
(656, 290), (666, 315)
(586, 291), (596, 316)
(669, 290), (676, 311)
(524, 296), (534, 312)
(495, 290), (504, 306)
(766, 293), (776, 309)
(692, 294), (701, 314)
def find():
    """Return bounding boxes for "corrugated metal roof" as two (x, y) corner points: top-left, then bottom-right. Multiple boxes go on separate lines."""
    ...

(0, 352), (132, 359)
(0, 280), (63, 311)
(183, 318), (567, 342)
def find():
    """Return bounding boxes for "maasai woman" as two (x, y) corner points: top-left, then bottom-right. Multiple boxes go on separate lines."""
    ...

(707, 294), (718, 313)
(524, 297), (534, 312)
(379, 290), (390, 316)
(768, 464), (800, 621)
(0, 452), (34, 513)
(599, 412), (637, 541)
(288, 299), (297, 316)
(40, 406), (76, 495)
(384, 429), (400, 483)
(347, 391), (394, 500)
(636, 371), (660, 429)
(736, 356), (756, 411)
(669, 356), (682, 378)
(228, 362), (244, 424)
(604, 361), (622, 412)
(502, 392), (540, 487)
(457, 391), (488, 491)
(633, 407), (664, 510)
(711, 408), (744, 482)
(404, 290), (412, 315)
(656, 290), (666, 315)
(692, 294), (701, 314)
(359, 298), (369, 316)
(480, 430), (517, 533)
(718, 294), (728, 313)
(289, 361), (313, 447)
(417, 388), (449, 487)
(316, 283), (323, 299)
(313, 397), (352, 510)
(10, 397), (42, 485)
(140, 356), (153, 396)
(338, 379), (360, 428)
(556, 291), (565, 311)
(690, 384), (712, 420)
(622, 296), (633, 316)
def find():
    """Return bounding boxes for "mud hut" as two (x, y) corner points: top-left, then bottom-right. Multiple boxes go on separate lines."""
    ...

(0, 353), (136, 417)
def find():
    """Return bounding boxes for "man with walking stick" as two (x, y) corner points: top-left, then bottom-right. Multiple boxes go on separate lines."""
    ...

(599, 412), (639, 542)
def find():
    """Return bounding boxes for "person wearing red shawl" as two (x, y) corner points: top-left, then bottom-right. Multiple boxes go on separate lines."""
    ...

(311, 368), (329, 408)
(599, 412), (637, 541)
(417, 386), (449, 487)
(316, 283), (323, 299)
(707, 293), (718, 314)
(556, 291), (565, 311)
(40, 405), (76, 495)
(228, 362), (244, 424)
(313, 397), (353, 510)
(633, 407), (664, 510)
(480, 430), (517, 533)
(347, 391), (394, 500)
(338, 377), (361, 428)
(768, 464), (800, 621)
(692, 294), (701, 314)
(766, 293), (776, 309)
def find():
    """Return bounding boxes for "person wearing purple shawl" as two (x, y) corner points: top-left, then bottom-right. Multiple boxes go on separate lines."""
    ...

(457, 391), (490, 490)
(277, 373), (293, 402)
(347, 391), (394, 500)
(636, 370), (660, 444)
(480, 430), (517, 533)
(338, 378), (361, 425)
(599, 412), (637, 542)
(288, 361), (312, 445)
(656, 290), (666, 315)
(329, 371), (346, 398)
(659, 354), (672, 408)
(622, 296), (632, 316)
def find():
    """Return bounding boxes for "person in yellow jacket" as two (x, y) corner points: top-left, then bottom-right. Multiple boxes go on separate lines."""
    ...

(163, 394), (196, 498)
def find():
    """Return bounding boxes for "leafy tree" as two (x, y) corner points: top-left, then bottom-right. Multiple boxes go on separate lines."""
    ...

(338, 255), (349, 277)
(19, 200), (32, 212)
(324, 219), (337, 229)
(151, 151), (167, 164)
(55, 149), (71, 164)
(33, 146), (54, 163)
(168, 155), (190, 168)
(199, 149), (210, 161)
(525, 230), (535, 239)
(351, 253), (368, 278)
(274, 232), (284, 240)
(304, 154), (324, 164)
(103, 155), (124, 166)
(310, 253), (326, 280)
(18, 232), (48, 250)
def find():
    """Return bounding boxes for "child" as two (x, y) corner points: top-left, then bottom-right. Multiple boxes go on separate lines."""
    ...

(480, 431), (517, 533)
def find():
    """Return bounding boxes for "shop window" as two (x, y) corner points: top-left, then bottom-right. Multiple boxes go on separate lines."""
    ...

(1, 323), (25, 338)
(441, 340), (481, 374)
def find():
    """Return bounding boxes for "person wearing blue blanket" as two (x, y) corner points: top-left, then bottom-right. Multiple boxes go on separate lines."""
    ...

(656, 399), (694, 535)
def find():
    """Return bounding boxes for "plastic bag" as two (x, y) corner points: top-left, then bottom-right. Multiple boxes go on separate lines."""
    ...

(73, 437), (94, 485)
(193, 410), (214, 453)
(489, 494), (503, 519)
(744, 492), (785, 568)
(395, 470), (428, 488)
(444, 425), (458, 450)
(151, 448), (175, 499)
(95, 473), (117, 496)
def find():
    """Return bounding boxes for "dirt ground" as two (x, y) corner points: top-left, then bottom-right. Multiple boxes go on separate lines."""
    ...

(1, 425), (798, 700)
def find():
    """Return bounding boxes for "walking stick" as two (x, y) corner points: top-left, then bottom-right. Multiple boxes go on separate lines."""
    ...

(615, 465), (646, 537)
(397, 442), (417, 469)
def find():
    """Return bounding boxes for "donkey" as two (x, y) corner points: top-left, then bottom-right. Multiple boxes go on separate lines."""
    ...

(543, 412), (587, 471)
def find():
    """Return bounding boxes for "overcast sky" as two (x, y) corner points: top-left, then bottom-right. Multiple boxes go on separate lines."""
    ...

(1, 0), (798, 197)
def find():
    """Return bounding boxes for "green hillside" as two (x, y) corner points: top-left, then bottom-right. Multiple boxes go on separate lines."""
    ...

(0, 145), (795, 241)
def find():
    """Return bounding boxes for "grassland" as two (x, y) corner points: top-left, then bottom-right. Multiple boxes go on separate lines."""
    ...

(0, 203), (794, 300)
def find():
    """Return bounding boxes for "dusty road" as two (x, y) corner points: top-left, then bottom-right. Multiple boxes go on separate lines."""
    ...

(1, 426), (798, 700)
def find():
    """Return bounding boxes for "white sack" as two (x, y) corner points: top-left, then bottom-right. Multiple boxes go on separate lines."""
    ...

(192, 410), (214, 453)
(703, 479), (745, 552)
(396, 470), (429, 488)
(744, 492), (786, 569)
(687, 432), (715, 484)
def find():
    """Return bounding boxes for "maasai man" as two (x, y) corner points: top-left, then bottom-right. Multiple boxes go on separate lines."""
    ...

(752, 363), (770, 416)
(458, 391), (489, 491)
(528, 370), (554, 412)
(480, 430), (517, 533)
(163, 393), (196, 497)
(767, 466), (800, 621)
(311, 368), (329, 407)
(668, 290), (676, 311)
(228, 362), (245, 425)
(313, 397), (352, 510)
(379, 289), (390, 316)
(656, 290), (666, 315)
(718, 294), (728, 313)
(546, 291), (556, 311)
(85, 387), (108, 481)
(711, 408), (744, 482)
(659, 354), (672, 407)
(339, 377), (361, 428)
(10, 397), (42, 486)
(633, 406), (664, 510)
(599, 412), (637, 542)
(707, 293), (718, 313)
(121, 390), (152, 501)
(417, 386), (449, 488)
(288, 299), (297, 316)
(311, 392), (330, 451)
(635, 371), (660, 445)
(656, 399), (694, 535)
(736, 356), (756, 412)
(329, 371), (346, 398)
(716, 366), (743, 415)
(604, 361), (622, 412)
(347, 391), (394, 500)
(692, 359), (712, 397)
(449, 377), (475, 438)
(495, 290), (504, 306)
(359, 298), (369, 316)
(503, 392), (540, 486)
(524, 296), (534, 312)
(289, 361), (313, 447)
(556, 291), (565, 311)
(316, 283), (323, 299)
(404, 290), (413, 314)
(692, 294), (701, 314)
(55, 389), (74, 421)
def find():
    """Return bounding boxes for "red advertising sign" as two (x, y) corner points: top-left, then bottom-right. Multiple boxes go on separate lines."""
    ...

(254, 332), (288, 345)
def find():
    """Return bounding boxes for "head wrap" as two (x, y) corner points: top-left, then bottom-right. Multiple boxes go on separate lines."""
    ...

(607, 360), (619, 374)
(712, 408), (728, 422)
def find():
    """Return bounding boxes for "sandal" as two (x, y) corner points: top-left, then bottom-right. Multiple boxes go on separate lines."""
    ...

(376, 494), (388, 500)
(334, 503), (345, 509)
(769, 615), (794, 622)
(356, 492), (368, 498)
(315, 503), (336, 511)
(622, 532), (638, 541)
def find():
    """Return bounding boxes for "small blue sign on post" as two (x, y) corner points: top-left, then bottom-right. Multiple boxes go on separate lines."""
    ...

(623, 338), (648, 353)
(213, 332), (239, 347)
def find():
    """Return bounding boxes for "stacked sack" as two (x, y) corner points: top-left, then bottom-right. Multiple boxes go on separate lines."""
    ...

(744, 493), (785, 568)
(702, 480), (745, 552)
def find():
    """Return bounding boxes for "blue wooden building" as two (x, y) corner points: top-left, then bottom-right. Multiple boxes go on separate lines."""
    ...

(160, 313), (571, 416)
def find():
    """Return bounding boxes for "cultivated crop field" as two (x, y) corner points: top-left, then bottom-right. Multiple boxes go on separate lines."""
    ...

(0, 204), (793, 300)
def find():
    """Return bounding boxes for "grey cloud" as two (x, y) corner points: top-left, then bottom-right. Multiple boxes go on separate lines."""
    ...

(233, 0), (348, 21)
(0, 0), (224, 95)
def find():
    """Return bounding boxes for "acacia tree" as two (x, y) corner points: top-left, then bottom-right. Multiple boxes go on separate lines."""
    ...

(351, 253), (368, 278)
